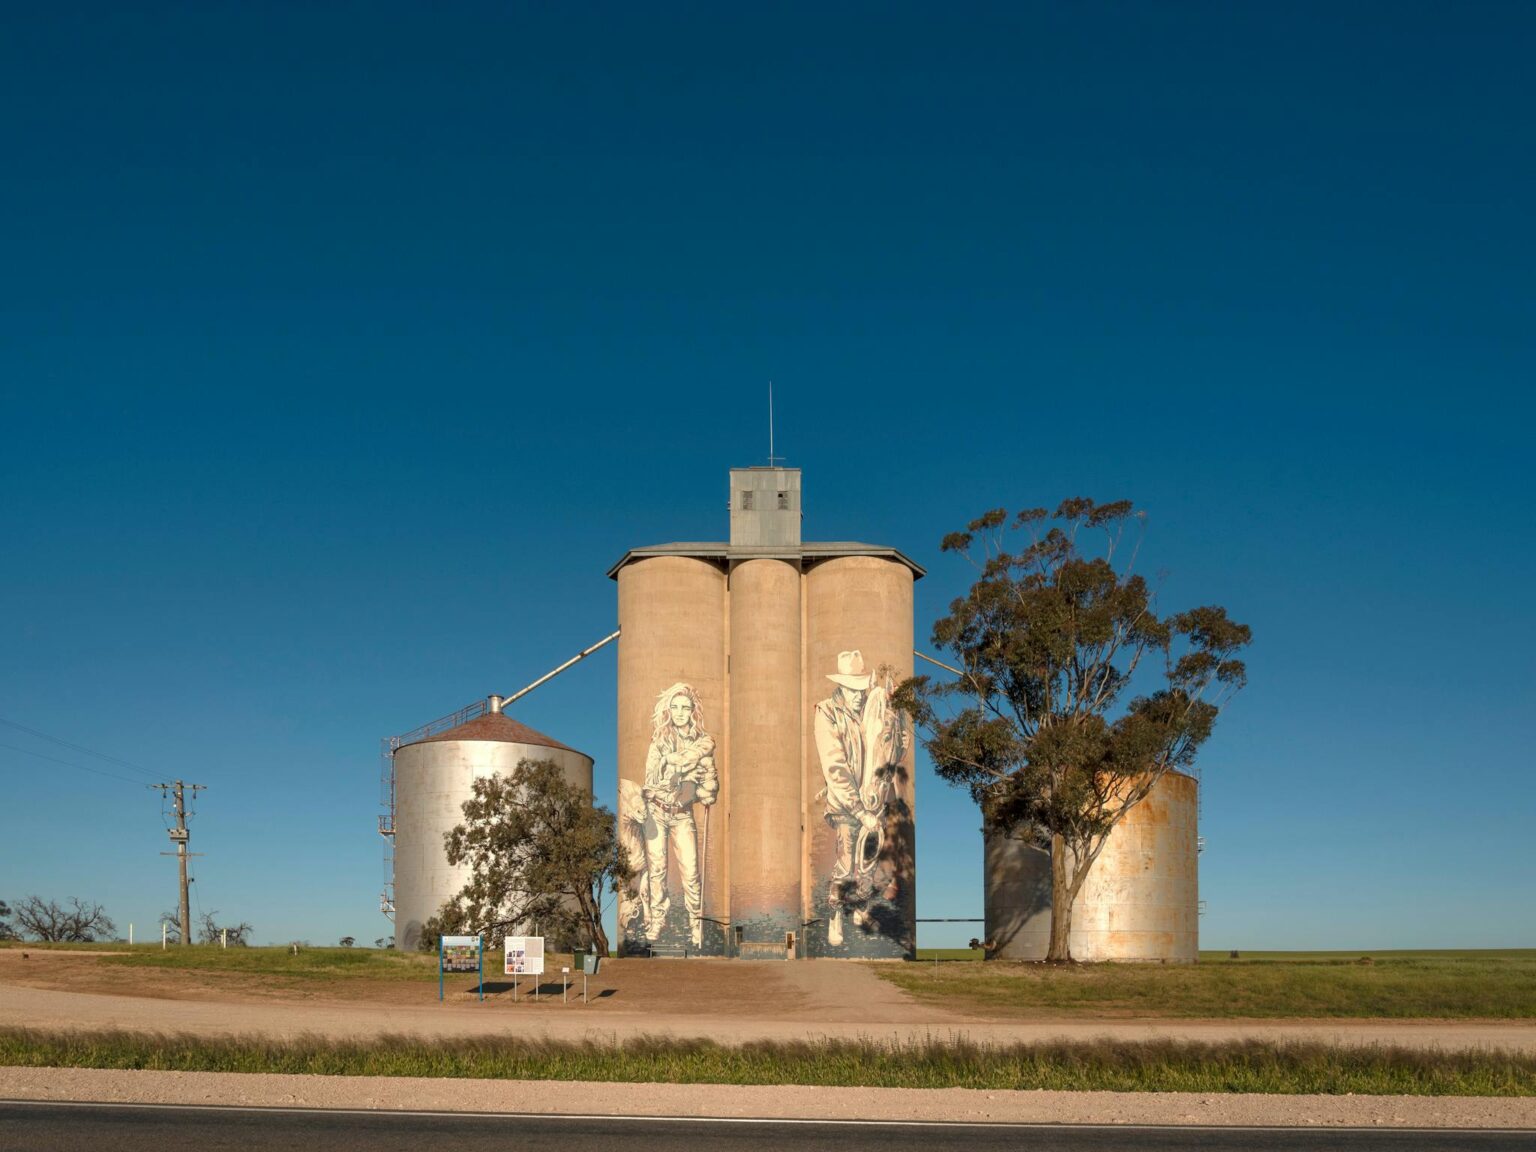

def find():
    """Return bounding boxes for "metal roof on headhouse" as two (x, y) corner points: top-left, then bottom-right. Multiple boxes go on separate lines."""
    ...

(607, 467), (925, 581)
(606, 540), (925, 579)
(401, 710), (577, 752)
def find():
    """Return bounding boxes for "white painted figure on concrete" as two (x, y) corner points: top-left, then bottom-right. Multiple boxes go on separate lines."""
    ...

(815, 650), (907, 947)
(640, 682), (718, 949)
(617, 776), (649, 938)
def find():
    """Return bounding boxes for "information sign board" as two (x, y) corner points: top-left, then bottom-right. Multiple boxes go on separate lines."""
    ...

(438, 934), (484, 1002)
(503, 935), (545, 976)
(440, 935), (481, 973)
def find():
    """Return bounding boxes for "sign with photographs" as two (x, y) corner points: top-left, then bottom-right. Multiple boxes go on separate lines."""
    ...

(503, 935), (545, 976)
(437, 934), (484, 1002)
(440, 935), (482, 973)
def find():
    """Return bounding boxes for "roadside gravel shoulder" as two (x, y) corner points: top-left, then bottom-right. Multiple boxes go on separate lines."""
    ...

(3, 1067), (1534, 1129)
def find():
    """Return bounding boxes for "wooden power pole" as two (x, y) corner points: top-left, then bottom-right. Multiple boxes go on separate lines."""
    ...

(155, 780), (204, 945)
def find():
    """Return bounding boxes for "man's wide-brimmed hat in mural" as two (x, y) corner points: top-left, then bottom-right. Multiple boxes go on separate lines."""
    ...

(827, 649), (873, 690)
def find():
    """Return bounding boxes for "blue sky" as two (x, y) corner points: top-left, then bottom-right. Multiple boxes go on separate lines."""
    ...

(2, 3), (1531, 949)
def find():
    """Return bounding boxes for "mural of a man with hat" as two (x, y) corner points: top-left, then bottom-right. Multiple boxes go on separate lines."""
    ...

(814, 649), (907, 947)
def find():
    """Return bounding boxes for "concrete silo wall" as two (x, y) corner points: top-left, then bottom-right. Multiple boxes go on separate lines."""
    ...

(985, 770), (1199, 962)
(393, 739), (593, 951)
(613, 548), (918, 960)
(803, 556), (916, 959)
(616, 556), (729, 956)
(729, 558), (804, 953)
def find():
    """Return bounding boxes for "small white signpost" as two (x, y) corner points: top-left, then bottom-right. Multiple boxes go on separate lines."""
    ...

(504, 935), (545, 1000)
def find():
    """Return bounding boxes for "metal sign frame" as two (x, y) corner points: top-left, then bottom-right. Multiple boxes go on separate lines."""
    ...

(439, 934), (484, 1002)
(504, 935), (545, 1001)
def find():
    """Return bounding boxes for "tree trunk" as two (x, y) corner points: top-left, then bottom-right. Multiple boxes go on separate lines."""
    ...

(580, 888), (609, 957)
(1046, 832), (1074, 962)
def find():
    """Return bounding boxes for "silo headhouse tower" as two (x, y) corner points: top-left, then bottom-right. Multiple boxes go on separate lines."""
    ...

(609, 466), (923, 959)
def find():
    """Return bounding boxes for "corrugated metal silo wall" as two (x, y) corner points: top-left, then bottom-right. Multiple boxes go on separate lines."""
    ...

(393, 739), (593, 951)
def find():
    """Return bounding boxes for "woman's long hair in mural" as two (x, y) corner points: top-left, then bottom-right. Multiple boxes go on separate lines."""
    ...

(651, 681), (706, 745)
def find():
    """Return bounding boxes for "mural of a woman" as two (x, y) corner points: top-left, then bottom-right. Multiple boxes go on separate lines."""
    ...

(639, 682), (718, 949)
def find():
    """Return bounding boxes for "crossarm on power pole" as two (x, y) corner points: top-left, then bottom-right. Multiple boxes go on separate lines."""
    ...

(153, 779), (205, 945)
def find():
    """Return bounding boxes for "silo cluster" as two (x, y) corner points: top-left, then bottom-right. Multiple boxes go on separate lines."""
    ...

(380, 460), (1201, 965)
(391, 702), (594, 951)
(611, 466), (922, 959)
(983, 770), (1199, 962)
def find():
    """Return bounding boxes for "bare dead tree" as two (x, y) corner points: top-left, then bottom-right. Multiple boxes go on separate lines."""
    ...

(196, 910), (253, 946)
(12, 896), (117, 943)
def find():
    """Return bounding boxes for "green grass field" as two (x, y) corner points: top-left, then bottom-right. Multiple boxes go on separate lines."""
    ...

(914, 947), (986, 961)
(1, 1028), (1531, 1095)
(0, 941), (440, 980)
(109, 944), (437, 980)
(883, 949), (1536, 1018)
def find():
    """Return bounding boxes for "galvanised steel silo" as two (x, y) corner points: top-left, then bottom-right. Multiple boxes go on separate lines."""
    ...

(391, 697), (594, 951)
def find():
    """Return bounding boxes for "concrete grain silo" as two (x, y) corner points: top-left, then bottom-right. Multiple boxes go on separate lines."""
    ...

(391, 698), (594, 951)
(610, 466), (922, 959)
(983, 770), (1199, 962)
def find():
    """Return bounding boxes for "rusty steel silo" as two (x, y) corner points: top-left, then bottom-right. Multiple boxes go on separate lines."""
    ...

(984, 770), (1199, 962)
(391, 697), (594, 951)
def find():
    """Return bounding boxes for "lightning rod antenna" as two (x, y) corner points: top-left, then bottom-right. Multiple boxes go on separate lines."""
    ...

(768, 381), (783, 466)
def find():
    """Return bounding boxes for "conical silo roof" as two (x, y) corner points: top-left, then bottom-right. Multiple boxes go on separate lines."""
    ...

(402, 711), (578, 753)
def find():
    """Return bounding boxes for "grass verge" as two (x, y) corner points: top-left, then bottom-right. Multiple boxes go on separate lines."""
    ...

(100, 945), (438, 981)
(880, 951), (1536, 1019)
(0, 941), (441, 981)
(0, 1029), (1532, 1095)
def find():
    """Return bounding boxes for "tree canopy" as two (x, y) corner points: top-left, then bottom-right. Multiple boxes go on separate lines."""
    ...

(896, 498), (1250, 961)
(197, 911), (253, 946)
(11, 895), (116, 943)
(421, 758), (632, 956)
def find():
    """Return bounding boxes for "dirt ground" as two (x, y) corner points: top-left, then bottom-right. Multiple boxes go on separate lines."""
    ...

(1, 951), (1533, 1129)
(0, 951), (950, 1028)
(1, 950), (1533, 1051)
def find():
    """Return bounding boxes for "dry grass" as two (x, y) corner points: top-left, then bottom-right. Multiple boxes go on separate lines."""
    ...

(880, 950), (1536, 1018)
(102, 945), (438, 981)
(1, 1028), (1532, 1095)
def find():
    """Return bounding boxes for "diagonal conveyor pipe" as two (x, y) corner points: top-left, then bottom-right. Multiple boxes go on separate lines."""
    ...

(488, 629), (621, 712)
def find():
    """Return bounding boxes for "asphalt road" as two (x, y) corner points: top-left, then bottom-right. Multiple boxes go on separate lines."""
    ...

(0, 1103), (1530, 1151)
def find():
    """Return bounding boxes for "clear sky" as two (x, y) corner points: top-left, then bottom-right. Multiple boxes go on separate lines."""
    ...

(2, 3), (1531, 950)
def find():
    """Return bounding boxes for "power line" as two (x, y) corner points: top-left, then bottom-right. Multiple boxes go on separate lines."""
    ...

(0, 715), (159, 782)
(0, 740), (154, 788)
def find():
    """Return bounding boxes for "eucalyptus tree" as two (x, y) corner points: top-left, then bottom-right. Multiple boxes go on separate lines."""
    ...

(422, 758), (632, 956)
(896, 499), (1250, 961)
